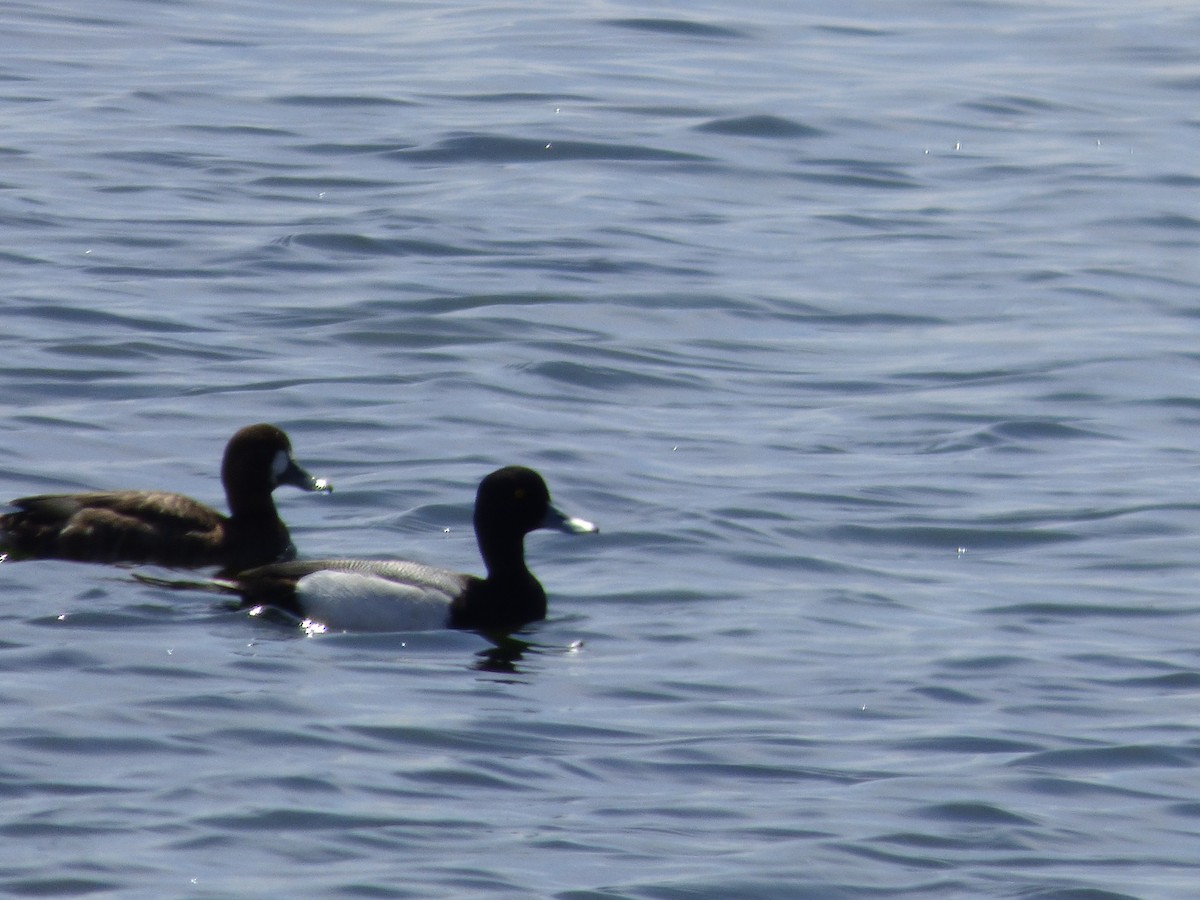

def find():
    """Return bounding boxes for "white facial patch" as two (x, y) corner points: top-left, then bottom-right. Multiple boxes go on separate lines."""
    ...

(271, 449), (291, 481)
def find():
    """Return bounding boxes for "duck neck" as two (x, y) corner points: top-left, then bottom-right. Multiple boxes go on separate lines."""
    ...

(225, 483), (278, 521)
(477, 528), (529, 584)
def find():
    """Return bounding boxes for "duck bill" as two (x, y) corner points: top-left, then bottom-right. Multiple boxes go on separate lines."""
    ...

(280, 459), (333, 494)
(540, 503), (597, 535)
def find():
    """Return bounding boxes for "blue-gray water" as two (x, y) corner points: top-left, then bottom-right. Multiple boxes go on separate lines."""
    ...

(3, 1), (1200, 897)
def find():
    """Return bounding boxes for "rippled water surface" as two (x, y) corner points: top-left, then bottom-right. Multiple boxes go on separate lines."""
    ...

(3, 1), (1200, 896)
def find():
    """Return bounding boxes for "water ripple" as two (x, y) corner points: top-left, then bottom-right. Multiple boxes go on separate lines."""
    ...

(392, 133), (709, 164)
(695, 114), (824, 139)
(601, 18), (749, 40)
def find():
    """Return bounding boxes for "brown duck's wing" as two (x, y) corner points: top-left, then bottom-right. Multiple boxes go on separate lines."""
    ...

(2, 490), (228, 565)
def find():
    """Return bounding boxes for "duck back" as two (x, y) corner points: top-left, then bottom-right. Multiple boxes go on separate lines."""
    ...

(1, 491), (227, 565)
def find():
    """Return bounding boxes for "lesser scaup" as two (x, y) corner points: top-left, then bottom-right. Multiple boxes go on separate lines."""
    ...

(0, 423), (331, 572)
(229, 465), (596, 633)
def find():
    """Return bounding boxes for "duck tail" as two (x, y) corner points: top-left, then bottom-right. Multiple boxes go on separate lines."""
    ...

(131, 571), (241, 595)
